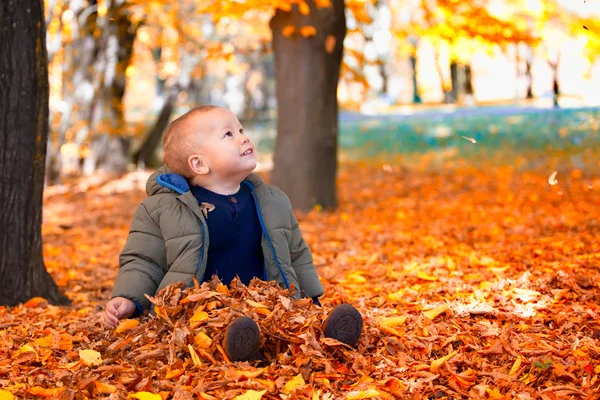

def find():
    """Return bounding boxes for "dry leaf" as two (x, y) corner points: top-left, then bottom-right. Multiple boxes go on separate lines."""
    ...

(200, 202), (215, 219)
(115, 319), (140, 333)
(128, 392), (162, 400)
(461, 136), (477, 144)
(423, 304), (449, 320)
(233, 390), (267, 400)
(416, 271), (438, 281)
(430, 350), (458, 371)
(94, 381), (116, 394)
(346, 389), (381, 399)
(79, 349), (102, 366)
(190, 308), (209, 324)
(0, 390), (14, 400)
(284, 373), (306, 393)
(195, 331), (213, 348)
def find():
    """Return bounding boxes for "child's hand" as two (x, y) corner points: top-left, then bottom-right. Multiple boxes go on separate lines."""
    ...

(103, 297), (137, 328)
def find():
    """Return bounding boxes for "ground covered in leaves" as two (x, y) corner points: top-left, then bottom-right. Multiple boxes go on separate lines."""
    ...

(1, 161), (600, 399)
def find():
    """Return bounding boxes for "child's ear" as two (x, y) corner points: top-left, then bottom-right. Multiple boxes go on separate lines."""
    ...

(188, 155), (209, 175)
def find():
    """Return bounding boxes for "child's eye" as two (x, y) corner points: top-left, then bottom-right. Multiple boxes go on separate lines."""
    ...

(224, 131), (233, 137)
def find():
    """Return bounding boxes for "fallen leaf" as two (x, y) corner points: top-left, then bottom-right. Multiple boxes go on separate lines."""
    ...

(190, 308), (209, 324)
(417, 271), (438, 281)
(423, 304), (449, 320)
(79, 349), (102, 366)
(233, 390), (267, 400)
(0, 390), (14, 400)
(346, 389), (381, 399)
(94, 381), (117, 394)
(284, 373), (306, 393)
(430, 350), (458, 371)
(200, 202), (215, 219)
(128, 392), (162, 400)
(114, 319), (140, 333)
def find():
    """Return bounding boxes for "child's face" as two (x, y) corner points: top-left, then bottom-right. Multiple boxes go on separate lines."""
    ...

(189, 108), (257, 178)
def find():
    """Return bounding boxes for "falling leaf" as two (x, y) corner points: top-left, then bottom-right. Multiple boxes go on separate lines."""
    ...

(346, 389), (381, 399)
(94, 381), (117, 394)
(79, 349), (102, 366)
(114, 319), (140, 333)
(233, 390), (267, 400)
(300, 26), (317, 37)
(461, 136), (477, 144)
(284, 373), (306, 393)
(283, 25), (296, 37)
(548, 171), (558, 185)
(0, 390), (14, 400)
(325, 35), (336, 53)
(423, 304), (449, 320)
(128, 392), (162, 400)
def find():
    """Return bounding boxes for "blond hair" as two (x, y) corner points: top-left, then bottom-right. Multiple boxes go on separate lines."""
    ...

(162, 105), (219, 177)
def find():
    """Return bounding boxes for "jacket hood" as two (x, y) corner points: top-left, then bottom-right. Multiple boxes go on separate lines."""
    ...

(146, 165), (265, 197)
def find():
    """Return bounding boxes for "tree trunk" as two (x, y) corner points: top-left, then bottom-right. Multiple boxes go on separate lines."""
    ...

(525, 60), (533, 99)
(0, 0), (69, 306)
(449, 61), (459, 103)
(133, 86), (179, 166)
(410, 53), (421, 104)
(270, 0), (346, 211)
(464, 64), (473, 95)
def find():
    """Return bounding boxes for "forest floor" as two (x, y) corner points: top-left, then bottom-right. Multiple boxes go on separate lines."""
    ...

(1, 159), (600, 399)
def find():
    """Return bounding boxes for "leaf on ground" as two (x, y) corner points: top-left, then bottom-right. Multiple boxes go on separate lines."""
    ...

(114, 319), (139, 333)
(346, 389), (381, 399)
(0, 390), (14, 400)
(284, 373), (306, 393)
(79, 349), (102, 366)
(232, 390), (267, 400)
(128, 392), (162, 400)
(423, 304), (449, 320)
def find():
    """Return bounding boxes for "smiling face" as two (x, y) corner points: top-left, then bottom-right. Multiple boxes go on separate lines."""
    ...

(187, 107), (257, 180)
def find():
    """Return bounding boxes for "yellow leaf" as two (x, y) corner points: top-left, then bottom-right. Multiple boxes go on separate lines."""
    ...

(284, 373), (306, 393)
(417, 271), (438, 281)
(94, 381), (116, 394)
(423, 304), (449, 320)
(509, 357), (522, 376)
(283, 25), (295, 37)
(430, 350), (458, 372)
(346, 273), (367, 284)
(346, 389), (381, 399)
(194, 332), (213, 349)
(379, 316), (407, 327)
(299, 1), (310, 15)
(28, 387), (64, 398)
(595, 365), (600, 374)
(190, 308), (209, 324)
(246, 299), (269, 308)
(115, 319), (140, 333)
(216, 284), (228, 294)
(0, 390), (14, 400)
(300, 26), (317, 38)
(233, 390), (267, 400)
(128, 392), (162, 400)
(188, 344), (202, 366)
(79, 349), (102, 366)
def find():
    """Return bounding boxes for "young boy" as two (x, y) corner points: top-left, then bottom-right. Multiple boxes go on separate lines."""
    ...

(102, 105), (363, 361)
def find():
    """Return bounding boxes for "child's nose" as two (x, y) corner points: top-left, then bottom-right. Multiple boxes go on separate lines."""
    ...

(240, 135), (249, 144)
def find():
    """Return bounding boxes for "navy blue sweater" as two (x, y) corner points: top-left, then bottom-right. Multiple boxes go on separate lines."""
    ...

(190, 183), (265, 286)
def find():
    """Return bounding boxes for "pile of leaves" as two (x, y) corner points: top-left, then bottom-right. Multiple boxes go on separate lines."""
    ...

(1, 162), (600, 399)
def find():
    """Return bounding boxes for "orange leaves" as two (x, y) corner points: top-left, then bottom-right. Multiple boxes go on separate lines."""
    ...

(114, 319), (140, 333)
(79, 349), (102, 366)
(0, 391), (14, 400)
(34, 333), (73, 351)
(283, 373), (306, 393)
(422, 304), (449, 320)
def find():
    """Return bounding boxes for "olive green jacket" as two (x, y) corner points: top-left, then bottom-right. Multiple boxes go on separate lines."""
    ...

(111, 166), (324, 310)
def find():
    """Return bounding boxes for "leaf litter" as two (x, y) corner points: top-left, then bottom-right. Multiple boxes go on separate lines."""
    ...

(1, 163), (600, 399)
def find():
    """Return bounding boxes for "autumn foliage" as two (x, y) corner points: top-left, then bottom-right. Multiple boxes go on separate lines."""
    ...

(0, 160), (598, 399)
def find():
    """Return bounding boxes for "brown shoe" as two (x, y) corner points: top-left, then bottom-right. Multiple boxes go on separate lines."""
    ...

(323, 304), (363, 346)
(223, 316), (261, 362)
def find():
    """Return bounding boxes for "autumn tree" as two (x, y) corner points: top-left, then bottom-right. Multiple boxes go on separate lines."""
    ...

(199, 0), (356, 211)
(0, 0), (68, 305)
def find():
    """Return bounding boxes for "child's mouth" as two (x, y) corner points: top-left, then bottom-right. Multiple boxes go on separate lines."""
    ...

(241, 149), (254, 156)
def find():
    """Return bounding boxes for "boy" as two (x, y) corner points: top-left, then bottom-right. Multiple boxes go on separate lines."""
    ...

(103, 105), (363, 361)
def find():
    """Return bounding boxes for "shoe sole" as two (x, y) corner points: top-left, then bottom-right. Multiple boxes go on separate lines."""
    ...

(224, 316), (261, 362)
(323, 304), (363, 346)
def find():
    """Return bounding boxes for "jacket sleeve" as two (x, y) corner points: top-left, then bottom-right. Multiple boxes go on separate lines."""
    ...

(289, 213), (325, 299)
(111, 202), (167, 311)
